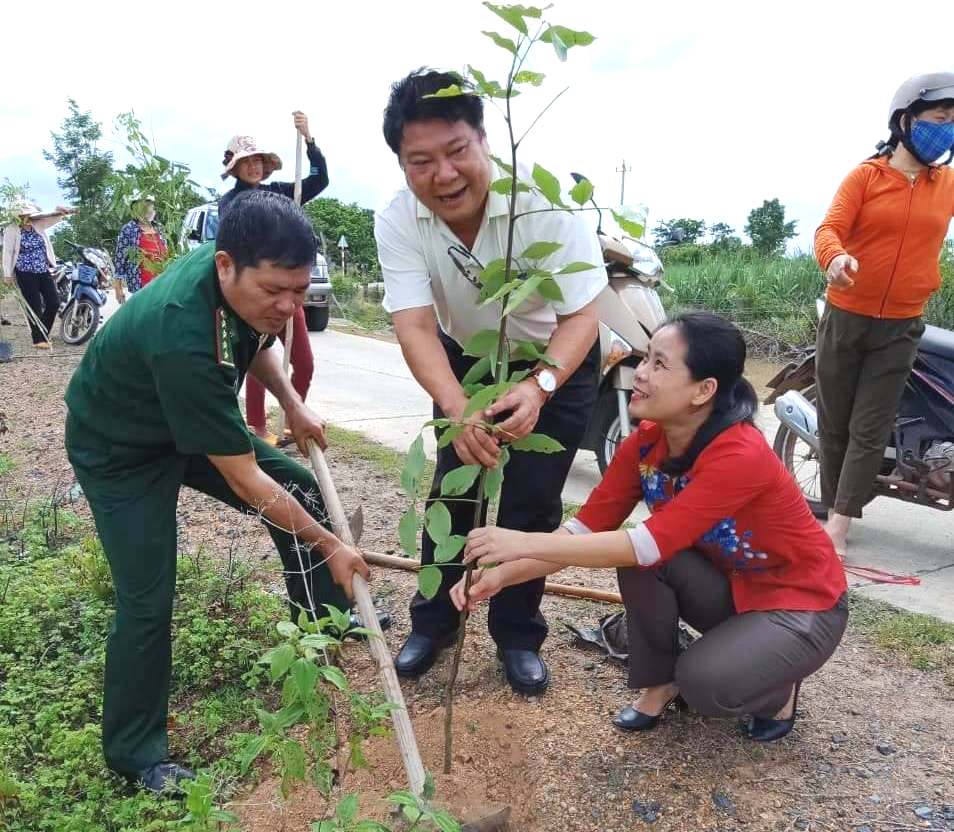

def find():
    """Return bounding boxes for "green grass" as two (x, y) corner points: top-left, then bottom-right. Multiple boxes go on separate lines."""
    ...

(0, 453), (12, 477)
(0, 504), (283, 831)
(661, 245), (954, 349)
(847, 594), (954, 685)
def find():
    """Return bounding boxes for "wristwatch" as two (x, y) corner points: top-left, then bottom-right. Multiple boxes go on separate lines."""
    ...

(531, 368), (557, 400)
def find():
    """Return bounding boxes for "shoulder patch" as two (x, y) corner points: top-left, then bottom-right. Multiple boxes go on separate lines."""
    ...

(215, 307), (235, 368)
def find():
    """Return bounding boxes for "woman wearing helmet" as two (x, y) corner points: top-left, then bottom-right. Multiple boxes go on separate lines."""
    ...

(114, 192), (169, 299)
(814, 72), (954, 557)
(218, 112), (328, 443)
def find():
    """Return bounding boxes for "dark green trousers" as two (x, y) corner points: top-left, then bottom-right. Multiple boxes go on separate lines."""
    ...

(815, 305), (924, 517)
(65, 423), (349, 777)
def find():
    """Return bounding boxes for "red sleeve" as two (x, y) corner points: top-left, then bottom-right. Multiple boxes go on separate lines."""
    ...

(643, 428), (774, 560)
(574, 428), (646, 532)
(814, 165), (868, 271)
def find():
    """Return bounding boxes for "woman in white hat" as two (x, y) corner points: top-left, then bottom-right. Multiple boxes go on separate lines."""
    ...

(2, 201), (76, 348)
(219, 111), (328, 442)
(114, 192), (169, 299)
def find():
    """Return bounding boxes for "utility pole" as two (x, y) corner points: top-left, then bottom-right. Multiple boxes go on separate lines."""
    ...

(616, 159), (631, 206)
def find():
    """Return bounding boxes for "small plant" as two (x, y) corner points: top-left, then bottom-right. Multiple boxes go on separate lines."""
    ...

(177, 774), (239, 831)
(311, 776), (460, 832)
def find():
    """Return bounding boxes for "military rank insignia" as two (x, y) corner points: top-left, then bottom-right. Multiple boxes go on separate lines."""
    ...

(215, 307), (236, 368)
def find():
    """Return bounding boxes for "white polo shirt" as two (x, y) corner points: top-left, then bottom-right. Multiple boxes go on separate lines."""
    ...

(374, 161), (607, 348)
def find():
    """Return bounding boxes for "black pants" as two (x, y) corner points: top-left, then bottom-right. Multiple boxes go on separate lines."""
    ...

(15, 268), (58, 344)
(617, 549), (848, 719)
(409, 331), (599, 650)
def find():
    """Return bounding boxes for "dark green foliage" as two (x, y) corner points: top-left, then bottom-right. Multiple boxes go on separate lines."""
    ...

(304, 198), (379, 274)
(744, 198), (798, 256)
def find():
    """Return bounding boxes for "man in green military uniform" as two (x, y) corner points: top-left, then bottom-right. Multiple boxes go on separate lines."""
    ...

(65, 190), (370, 793)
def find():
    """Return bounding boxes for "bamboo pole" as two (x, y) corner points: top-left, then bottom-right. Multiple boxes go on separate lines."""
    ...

(306, 441), (427, 796)
(278, 132), (304, 438)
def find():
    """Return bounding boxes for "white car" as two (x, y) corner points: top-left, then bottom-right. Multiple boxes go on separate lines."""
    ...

(182, 202), (332, 331)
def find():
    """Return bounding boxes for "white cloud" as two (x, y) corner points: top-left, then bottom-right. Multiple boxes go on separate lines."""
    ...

(2, 0), (952, 253)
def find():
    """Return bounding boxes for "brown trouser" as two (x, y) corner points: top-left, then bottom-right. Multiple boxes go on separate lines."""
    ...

(617, 549), (848, 719)
(815, 304), (924, 517)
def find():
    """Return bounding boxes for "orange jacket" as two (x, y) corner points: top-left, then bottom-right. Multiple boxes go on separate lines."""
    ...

(814, 155), (954, 319)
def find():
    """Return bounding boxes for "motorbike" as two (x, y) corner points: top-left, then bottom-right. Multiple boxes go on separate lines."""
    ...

(573, 173), (680, 472)
(767, 300), (954, 516)
(51, 242), (113, 345)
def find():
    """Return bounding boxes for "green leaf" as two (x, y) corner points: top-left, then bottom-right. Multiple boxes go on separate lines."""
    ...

(611, 208), (647, 239)
(503, 275), (545, 316)
(401, 435), (426, 499)
(317, 664), (348, 691)
(437, 424), (465, 448)
(536, 278), (564, 302)
(291, 658), (318, 701)
(418, 565), (443, 599)
(550, 28), (568, 61)
(468, 66), (509, 98)
(423, 771), (437, 801)
(424, 500), (452, 545)
(508, 368), (533, 382)
(336, 793), (359, 825)
(239, 735), (269, 773)
(484, 446), (509, 502)
(558, 261), (598, 275)
(490, 155), (514, 176)
(541, 24), (596, 48)
(269, 643), (296, 682)
(387, 790), (420, 808)
(463, 329), (500, 358)
(520, 241), (562, 260)
(398, 506), (419, 557)
(423, 84), (465, 98)
(531, 163), (564, 207)
(569, 177), (594, 206)
(440, 464), (482, 496)
(510, 339), (546, 361)
(435, 534), (467, 563)
(280, 739), (307, 782)
(431, 809), (462, 832)
(462, 355), (492, 386)
(489, 177), (530, 195)
(510, 433), (566, 453)
(480, 278), (523, 307)
(482, 30), (517, 54)
(355, 821), (392, 832)
(463, 382), (512, 418)
(483, 2), (528, 34)
(514, 69), (545, 86)
(276, 620), (299, 639)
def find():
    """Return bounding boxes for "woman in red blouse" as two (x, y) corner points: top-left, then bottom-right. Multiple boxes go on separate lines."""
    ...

(452, 312), (847, 742)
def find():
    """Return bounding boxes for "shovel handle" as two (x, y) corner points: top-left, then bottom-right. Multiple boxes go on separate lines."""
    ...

(279, 133), (305, 436)
(306, 440), (427, 796)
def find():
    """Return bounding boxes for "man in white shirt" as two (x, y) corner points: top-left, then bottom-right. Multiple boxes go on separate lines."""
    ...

(375, 69), (606, 694)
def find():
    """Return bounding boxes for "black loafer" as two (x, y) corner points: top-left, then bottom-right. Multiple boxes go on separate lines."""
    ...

(746, 682), (800, 743)
(344, 610), (393, 640)
(395, 630), (458, 677)
(497, 648), (549, 696)
(613, 695), (687, 732)
(135, 761), (196, 794)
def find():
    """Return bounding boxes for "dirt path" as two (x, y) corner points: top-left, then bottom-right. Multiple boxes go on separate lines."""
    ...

(1, 307), (951, 832)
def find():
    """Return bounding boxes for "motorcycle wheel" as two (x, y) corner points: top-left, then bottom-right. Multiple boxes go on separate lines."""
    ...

(594, 388), (633, 474)
(60, 300), (100, 346)
(772, 385), (828, 518)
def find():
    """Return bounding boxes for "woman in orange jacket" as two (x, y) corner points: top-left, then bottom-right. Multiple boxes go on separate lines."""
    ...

(814, 72), (954, 556)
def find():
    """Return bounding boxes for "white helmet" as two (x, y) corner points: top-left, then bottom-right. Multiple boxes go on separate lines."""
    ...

(888, 72), (954, 126)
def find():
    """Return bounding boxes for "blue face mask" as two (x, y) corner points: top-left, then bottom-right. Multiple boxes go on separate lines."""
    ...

(910, 119), (954, 164)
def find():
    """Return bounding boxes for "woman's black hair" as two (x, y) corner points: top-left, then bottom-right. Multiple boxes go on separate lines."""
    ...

(215, 190), (316, 274)
(659, 311), (759, 476)
(382, 68), (485, 156)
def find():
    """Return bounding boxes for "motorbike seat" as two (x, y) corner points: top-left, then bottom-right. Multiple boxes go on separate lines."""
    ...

(919, 324), (954, 362)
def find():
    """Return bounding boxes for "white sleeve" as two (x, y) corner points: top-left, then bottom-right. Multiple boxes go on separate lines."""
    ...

(539, 210), (607, 316)
(374, 210), (433, 314)
(625, 523), (662, 567)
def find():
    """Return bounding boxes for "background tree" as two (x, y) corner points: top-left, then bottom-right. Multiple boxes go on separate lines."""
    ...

(652, 217), (705, 246)
(0, 179), (31, 228)
(43, 99), (115, 253)
(708, 220), (742, 250)
(304, 198), (379, 275)
(745, 198), (797, 256)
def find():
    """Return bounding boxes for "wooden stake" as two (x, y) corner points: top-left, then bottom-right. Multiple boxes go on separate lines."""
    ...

(306, 441), (427, 796)
(279, 132), (304, 438)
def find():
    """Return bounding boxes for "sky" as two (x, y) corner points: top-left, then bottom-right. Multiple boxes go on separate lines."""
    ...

(3, 0), (953, 254)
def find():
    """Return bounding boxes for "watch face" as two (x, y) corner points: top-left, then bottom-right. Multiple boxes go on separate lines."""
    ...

(537, 369), (557, 392)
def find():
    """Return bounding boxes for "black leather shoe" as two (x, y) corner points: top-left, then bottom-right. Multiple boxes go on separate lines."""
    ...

(395, 630), (458, 677)
(496, 648), (549, 695)
(613, 694), (687, 732)
(747, 682), (800, 743)
(135, 761), (196, 794)
(344, 610), (393, 640)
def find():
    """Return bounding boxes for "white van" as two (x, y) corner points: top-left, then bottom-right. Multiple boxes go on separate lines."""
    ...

(182, 202), (332, 331)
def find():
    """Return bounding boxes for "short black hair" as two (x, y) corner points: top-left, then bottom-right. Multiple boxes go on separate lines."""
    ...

(383, 68), (485, 155)
(215, 189), (316, 273)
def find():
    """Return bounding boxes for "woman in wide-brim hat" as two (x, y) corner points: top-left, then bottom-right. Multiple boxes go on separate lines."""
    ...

(114, 191), (169, 299)
(218, 111), (329, 443)
(2, 200), (75, 348)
